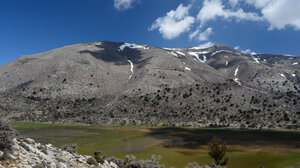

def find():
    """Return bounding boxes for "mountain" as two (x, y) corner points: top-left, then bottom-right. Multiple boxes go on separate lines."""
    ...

(0, 41), (299, 129)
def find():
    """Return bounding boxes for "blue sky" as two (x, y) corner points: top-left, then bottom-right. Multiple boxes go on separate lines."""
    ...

(1, 0), (300, 65)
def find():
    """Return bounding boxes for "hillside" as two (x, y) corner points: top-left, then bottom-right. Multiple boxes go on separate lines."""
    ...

(0, 41), (299, 129)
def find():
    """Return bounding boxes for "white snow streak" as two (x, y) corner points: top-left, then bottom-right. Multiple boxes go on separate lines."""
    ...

(163, 48), (181, 51)
(168, 51), (178, 57)
(291, 74), (296, 77)
(226, 61), (228, 66)
(252, 55), (260, 63)
(188, 52), (207, 63)
(192, 51), (209, 54)
(234, 65), (239, 76)
(292, 62), (298, 65)
(126, 57), (134, 79)
(233, 78), (241, 85)
(279, 73), (286, 78)
(211, 50), (233, 57)
(176, 51), (185, 56)
(185, 67), (191, 71)
(119, 43), (149, 51)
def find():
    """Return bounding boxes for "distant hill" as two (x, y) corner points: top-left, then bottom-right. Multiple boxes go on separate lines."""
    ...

(0, 41), (299, 129)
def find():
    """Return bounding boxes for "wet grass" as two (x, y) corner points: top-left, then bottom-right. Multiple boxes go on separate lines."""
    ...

(12, 122), (300, 168)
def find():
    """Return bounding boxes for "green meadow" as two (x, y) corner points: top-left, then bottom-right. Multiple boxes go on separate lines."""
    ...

(12, 122), (300, 168)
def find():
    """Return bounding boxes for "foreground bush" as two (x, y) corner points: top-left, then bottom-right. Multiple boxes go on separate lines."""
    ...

(0, 118), (15, 159)
(61, 144), (77, 154)
(185, 162), (221, 168)
(96, 153), (164, 168)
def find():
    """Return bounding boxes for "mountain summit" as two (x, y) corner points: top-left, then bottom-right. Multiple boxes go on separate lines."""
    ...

(0, 41), (299, 129)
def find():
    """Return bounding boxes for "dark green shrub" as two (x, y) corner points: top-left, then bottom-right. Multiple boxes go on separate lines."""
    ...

(0, 118), (15, 159)
(208, 136), (229, 166)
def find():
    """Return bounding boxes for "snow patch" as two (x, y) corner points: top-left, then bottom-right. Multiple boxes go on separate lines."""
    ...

(168, 51), (178, 57)
(291, 74), (296, 77)
(163, 48), (180, 51)
(126, 57), (134, 79)
(185, 67), (191, 71)
(119, 43), (148, 51)
(292, 62), (298, 65)
(234, 78), (241, 85)
(279, 73), (286, 78)
(211, 50), (233, 57)
(242, 49), (257, 55)
(188, 52), (207, 63)
(252, 55), (260, 63)
(226, 61), (228, 66)
(234, 65), (239, 76)
(176, 51), (185, 56)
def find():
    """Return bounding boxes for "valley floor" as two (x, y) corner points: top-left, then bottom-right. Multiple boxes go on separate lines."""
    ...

(11, 122), (300, 168)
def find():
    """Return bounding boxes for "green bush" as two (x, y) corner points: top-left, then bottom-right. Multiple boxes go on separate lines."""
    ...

(0, 118), (15, 159)
(208, 136), (229, 166)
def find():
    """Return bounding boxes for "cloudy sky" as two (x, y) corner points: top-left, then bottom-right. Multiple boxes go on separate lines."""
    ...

(1, 0), (300, 65)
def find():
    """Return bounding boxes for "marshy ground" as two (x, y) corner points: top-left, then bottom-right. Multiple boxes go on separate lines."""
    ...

(12, 122), (300, 168)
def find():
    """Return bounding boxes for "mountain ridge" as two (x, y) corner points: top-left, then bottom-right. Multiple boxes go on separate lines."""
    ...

(0, 41), (299, 129)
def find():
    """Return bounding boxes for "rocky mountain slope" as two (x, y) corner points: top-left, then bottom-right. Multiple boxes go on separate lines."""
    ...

(0, 41), (299, 129)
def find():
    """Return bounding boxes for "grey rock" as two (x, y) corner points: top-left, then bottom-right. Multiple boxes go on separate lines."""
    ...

(0, 41), (299, 129)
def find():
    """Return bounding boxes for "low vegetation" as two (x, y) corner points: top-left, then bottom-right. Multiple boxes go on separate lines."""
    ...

(11, 122), (300, 168)
(0, 119), (15, 159)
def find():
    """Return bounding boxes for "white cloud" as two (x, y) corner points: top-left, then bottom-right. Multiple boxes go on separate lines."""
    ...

(197, 0), (263, 26)
(189, 30), (200, 40)
(229, 0), (239, 7)
(149, 4), (195, 39)
(195, 42), (215, 49)
(149, 0), (300, 42)
(114, 0), (139, 11)
(245, 0), (272, 8)
(189, 27), (213, 42)
(246, 0), (300, 30)
(262, 0), (300, 30)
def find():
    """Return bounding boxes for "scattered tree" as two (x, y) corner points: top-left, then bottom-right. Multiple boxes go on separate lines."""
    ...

(208, 136), (229, 166)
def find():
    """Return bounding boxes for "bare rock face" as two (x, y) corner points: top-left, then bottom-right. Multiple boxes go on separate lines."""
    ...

(0, 41), (299, 129)
(0, 137), (118, 168)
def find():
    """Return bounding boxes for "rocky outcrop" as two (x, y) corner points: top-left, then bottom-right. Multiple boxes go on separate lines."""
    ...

(0, 137), (118, 168)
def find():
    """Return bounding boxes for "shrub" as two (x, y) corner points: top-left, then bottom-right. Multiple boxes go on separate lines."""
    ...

(0, 118), (15, 159)
(94, 150), (103, 163)
(61, 144), (77, 154)
(87, 157), (97, 165)
(208, 136), (229, 166)
(104, 154), (164, 168)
